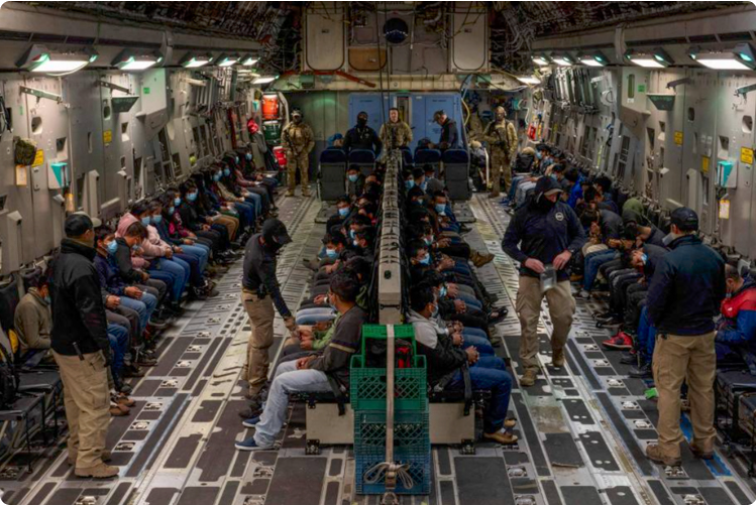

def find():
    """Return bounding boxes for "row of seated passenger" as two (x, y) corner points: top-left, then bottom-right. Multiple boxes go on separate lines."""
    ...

(0, 144), (281, 474)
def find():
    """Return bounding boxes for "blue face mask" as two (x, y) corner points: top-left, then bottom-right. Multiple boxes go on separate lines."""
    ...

(174, 197), (182, 207)
(106, 241), (118, 255)
(419, 253), (430, 265)
(349, 229), (356, 239)
(224, 168), (231, 177)
(348, 174), (358, 183)
(213, 173), (221, 182)
(338, 207), (349, 218)
(44, 295), (52, 304)
(435, 204), (446, 215)
(187, 192), (198, 202)
(421, 181), (428, 191)
(415, 198), (424, 205)
(132, 244), (140, 251)
(168, 206), (175, 215)
(405, 180), (415, 190)
(431, 303), (439, 318)
(235, 156), (240, 164)
(536, 152), (543, 160)
(440, 285), (447, 298)
(141, 216), (152, 226)
(152, 215), (163, 224)
(245, 153), (252, 161)
(325, 248), (338, 259)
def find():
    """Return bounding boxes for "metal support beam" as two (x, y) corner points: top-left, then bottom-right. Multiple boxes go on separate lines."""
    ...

(98, 80), (131, 94)
(667, 77), (692, 90)
(19, 86), (63, 104)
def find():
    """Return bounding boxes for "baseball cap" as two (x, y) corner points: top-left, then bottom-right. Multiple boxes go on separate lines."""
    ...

(670, 207), (698, 232)
(65, 212), (101, 237)
(534, 176), (563, 198)
(262, 218), (292, 245)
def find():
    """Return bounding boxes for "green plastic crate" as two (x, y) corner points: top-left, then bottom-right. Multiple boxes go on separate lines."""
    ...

(353, 408), (430, 454)
(350, 354), (427, 412)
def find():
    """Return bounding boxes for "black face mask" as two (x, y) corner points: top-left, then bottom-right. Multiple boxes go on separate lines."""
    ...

(537, 195), (556, 212)
(357, 117), (367, 127)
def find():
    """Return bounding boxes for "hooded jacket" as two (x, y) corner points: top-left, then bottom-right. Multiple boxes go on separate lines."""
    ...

(408, 310), (467, 385)
(50, 239), (110, 356)
(502, 177), (586, 280)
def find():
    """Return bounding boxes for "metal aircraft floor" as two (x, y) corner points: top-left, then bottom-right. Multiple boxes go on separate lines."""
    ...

(1, 192), (755, 505)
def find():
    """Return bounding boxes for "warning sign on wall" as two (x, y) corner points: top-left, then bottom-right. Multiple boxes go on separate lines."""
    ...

(719, 199), (731, 220)
(741, 147), (754, 165)
(702, 156), (710, 174)
(103, 130), (113, 144)
(32, 149), (44, 167)
(674, 131), (683, 146)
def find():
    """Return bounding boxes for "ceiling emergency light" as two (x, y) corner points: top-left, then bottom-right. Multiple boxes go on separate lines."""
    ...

(550, 53), (575, 67)
(240, 54), (259, 66)
(689, 43), (756, 70)
(252, 75), (277, 85)
(532, 54), (551, 66)
(180, 52), (214, 69)
(578, 51), (608, 67)
(624, 48), (673, 68)
(112, 49), (163, 71)
(216, 53), (241, 67)
(517, 75), (541, 85)
(16, 44), (97, 75)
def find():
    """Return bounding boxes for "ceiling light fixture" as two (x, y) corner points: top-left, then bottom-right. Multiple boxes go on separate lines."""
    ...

(516, 75), (541, 85)
(625, 48), (673, 68)
(180, 52), (214, 69)
(550, 53), (575, 67)
(216, 53), (240, 67)
(531, 54), (551, 66)
(578, 51), (608, 67)
(112, 49), (163, 71)
(688, 43), (756, 70)
(252, 75), (278, 85)
(16, 44), (97, 75)
(240, 54), (259, 66)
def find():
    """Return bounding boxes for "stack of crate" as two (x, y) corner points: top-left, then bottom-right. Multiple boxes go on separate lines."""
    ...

(350, 324), (431, 495)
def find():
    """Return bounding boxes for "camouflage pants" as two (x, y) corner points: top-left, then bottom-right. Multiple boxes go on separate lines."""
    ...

(490, 150), (512, 197)
(286, 153), (310, 195)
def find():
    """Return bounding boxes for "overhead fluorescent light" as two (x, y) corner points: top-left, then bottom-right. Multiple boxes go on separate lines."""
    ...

(216, 53), (240, 67)
(252, 75), (277, 85)
(112, 49), (162, 71)
(240, 54), (259, 66)
(578, 51), (608, 67)
(551, 53), (575, 67)
(16, 44), (96, 75)
(180, 52), (214, 69)
(516, 75), (541, 85)
(532, 54), (550, 66)
(625, 48), (673, 68)
(689, 43), (756, 70)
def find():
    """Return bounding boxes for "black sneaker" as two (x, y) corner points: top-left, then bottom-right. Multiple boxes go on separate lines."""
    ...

(620, 351), (638, 365)
(238, 404), (263, 420)
(628, 363), (652, 379)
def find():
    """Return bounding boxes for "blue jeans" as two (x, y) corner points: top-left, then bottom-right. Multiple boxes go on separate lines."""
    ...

(120, 292), (158, 333)
(174, 252), (202, 286)
(148, 259), (183, 302)
(583, 249), (618, 291)
(461, 332), (494, 356)
(254, 360), (332, 447)
(508, 175), (525, 202)
(447, 356), (512, 434)
(181, 244), (209, 272)
(108, 323), (129, 378)
(457, 294), (483, 312)
(637, 306), (657, 363)
(234, 201), (256, 228)
(245, 192), (262, 216)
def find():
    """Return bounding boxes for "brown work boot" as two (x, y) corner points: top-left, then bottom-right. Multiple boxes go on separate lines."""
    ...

(646, 443), (681, 467)
(115, 393), (136, 407)
(690, 444), (714, 460)
(504, 418), (517, 429)
(109, 403), (130, 417)
(551, 348), (565, 368)
(483, 431), (518, 445)
(519, 368), (538, 387)
(75, 462), (119, 479)
(69, 450), (112, 466)
(471, 251), (495, 268)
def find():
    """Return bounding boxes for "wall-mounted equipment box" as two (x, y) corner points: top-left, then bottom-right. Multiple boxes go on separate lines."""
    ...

(648, 94), (676, 111)
(717, 160), (737, 188)
(49, 161), (71, 190)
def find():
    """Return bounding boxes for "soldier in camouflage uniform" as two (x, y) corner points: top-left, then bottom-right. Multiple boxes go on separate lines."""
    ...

(482, 105), (518, 198)
(379, 107), (413, 151)
(281, 109), (315, 197)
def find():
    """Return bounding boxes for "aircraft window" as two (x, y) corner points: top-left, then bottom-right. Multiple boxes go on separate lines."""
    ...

(627, 74), (635, 100)
(743, 115), (753, 134)
(88, 132), (93, 154)
(687, 107), (695, 122)
(659, 121), (666, 133)
(120, 156), (126, 171)
(31, 116), (43, 134)
(56, 137), (67, 159)
(646, 128), (655, 149)
(702, 176), (709, 206)
(172, 153), (182, 176)
(103, 101), (112, 120)
(121, 122), (130, 142)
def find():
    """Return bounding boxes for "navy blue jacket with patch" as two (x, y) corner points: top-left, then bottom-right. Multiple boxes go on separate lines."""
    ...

(646, 235), (726, 336)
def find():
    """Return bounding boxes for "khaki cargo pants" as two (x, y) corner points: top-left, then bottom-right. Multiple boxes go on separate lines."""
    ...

(53, 351), (110, 469)
(242, 289), (275, 396)
(287, 153), (310, 195)
(653, 331), (716, 460)
(490, 149), (512, 197)
(515, 276), (575, 370)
